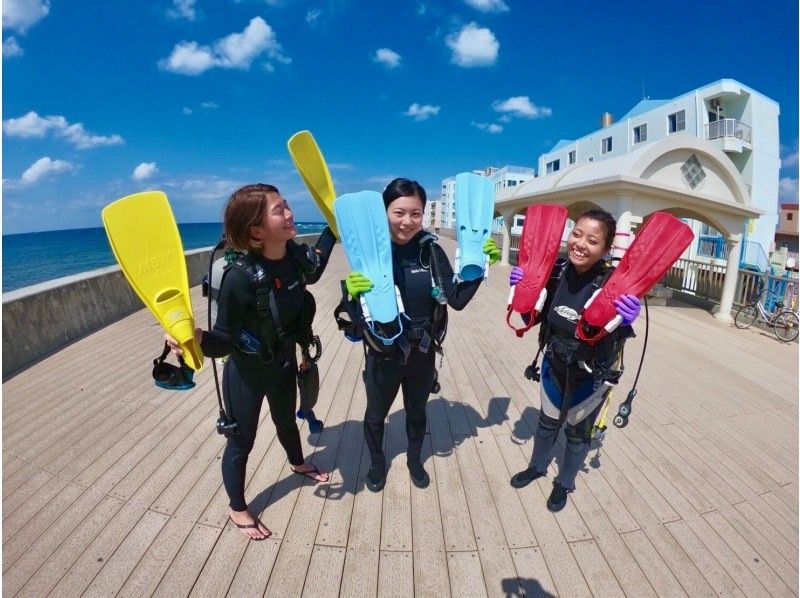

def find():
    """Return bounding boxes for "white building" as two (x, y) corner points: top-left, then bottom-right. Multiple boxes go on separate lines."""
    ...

(438, 176), (457, 229)
(489, 165), (536, 194)
(438, 165), (535, 231)
(423, 199), (443, 231)
(535, 79), (780, 268)
(496, 79), (780, 320)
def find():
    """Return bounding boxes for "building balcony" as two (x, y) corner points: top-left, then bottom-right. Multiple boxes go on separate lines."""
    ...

(704, 118), (752, 153)
(697, 234), (727, 259)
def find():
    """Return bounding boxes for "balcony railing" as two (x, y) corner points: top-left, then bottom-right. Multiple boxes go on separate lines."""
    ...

(705, 118), (752, 143)
(697, 235), (727, 259)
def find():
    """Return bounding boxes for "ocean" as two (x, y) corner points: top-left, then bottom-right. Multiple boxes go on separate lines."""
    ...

(2, 222), (327, 293)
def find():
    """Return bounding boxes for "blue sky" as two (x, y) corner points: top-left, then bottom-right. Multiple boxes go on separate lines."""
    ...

(3, 0), (798, 234)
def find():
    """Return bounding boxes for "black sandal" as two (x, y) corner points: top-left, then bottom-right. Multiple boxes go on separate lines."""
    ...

(228, 514), (271, 540)
(292, 464), (329, 482)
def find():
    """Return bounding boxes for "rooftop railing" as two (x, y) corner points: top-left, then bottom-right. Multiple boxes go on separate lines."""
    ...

(705, 118), (752, 143)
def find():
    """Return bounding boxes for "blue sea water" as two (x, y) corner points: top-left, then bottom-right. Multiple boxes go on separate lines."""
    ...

(2, 222), (327, 293)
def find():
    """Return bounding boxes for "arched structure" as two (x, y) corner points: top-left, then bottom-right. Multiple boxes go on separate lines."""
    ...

(496, 135), (763, 320)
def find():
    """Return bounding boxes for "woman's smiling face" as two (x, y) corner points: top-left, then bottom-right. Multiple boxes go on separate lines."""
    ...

(386, 194), (424, 244)
(567, 216), (611, 273)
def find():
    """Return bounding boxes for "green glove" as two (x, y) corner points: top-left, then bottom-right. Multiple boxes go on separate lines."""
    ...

(483, 238), (501, 265)
(345, 271), (373, 298)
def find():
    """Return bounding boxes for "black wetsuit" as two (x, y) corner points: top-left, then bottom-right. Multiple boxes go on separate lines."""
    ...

(361, 231), (482, 470)
(201, 229), (334, 511)
(529, 259), (633, 490)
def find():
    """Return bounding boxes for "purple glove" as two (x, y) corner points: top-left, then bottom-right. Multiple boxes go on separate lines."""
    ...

(614, 294), (641, 326)
(509, 266), (524, 286)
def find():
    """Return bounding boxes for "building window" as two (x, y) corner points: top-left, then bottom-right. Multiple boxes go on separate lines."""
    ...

(546, 159), (560, 174)
(602, 137), (612, 154)
(633, 124), (647, 144)
(507, 179), (517, 187)
(568, 150), (576, 164)
(681, 154), (706, 189)
(668, 110), (686, 133)
(788, 213), (794, 221)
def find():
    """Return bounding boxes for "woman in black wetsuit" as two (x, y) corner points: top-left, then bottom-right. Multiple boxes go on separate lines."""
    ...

(508, 209), (641, 512)
(342, 178), (500, 492)
(168, 183), (335, 540)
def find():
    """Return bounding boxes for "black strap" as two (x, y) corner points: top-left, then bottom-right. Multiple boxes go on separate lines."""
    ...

(553, 363), (578, 440)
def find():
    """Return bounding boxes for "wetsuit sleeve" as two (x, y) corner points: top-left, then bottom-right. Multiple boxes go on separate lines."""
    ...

(434, 245), (481, 311)
(200, 267), (249, 357)
(304, 226), (336, 285)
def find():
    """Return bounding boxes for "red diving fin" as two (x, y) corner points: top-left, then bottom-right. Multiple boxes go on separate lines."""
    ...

(506, 204), (568, 337)
(576, 212), (694, 345)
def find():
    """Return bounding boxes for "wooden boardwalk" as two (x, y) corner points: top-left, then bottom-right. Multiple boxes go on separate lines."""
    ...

(3, 238), (798, 597)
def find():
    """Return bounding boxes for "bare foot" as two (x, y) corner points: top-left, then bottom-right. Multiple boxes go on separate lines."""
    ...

(291, 463), (330, 482)
(229, 509), (271, 540)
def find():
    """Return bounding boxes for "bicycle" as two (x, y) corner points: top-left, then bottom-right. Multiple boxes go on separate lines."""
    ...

(734, 288), (799, 342)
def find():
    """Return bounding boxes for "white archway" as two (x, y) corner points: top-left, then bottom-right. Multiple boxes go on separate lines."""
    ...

(495, 136), (763, 320)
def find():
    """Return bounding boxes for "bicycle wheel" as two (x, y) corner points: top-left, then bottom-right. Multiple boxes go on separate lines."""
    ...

(773, 311), (799, 342)
(734, 304), (758, 329)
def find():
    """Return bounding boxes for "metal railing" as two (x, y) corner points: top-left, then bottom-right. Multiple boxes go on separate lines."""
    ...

(507, 235), (799, 310)
(705, 118), (752, 143)
(661, 257), (797, 310)
(697, 235), (727, 259)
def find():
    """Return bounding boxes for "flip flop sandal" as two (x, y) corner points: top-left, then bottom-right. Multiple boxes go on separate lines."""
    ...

(292, 464), (329, 482)
(229, 515), (271, 540)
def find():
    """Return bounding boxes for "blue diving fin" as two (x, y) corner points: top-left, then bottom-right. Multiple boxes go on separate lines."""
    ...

(334, 191), (405, 345)
(455, 172), (495, 281)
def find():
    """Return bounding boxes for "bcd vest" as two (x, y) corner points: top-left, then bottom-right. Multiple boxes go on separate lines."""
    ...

(202, 240), (322, 365)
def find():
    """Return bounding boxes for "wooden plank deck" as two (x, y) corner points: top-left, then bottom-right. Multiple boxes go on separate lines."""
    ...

(3, 237), (798, 597)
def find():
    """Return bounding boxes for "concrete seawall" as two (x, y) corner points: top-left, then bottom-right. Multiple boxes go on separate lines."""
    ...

(2, 234), (322, 380)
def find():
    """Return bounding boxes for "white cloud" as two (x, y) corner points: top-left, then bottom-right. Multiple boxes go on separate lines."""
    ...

(446, 22), (498, 67)
(201, 101), (219, 109)
(167, 0), (196, 21)
(472, 121), (503, 134)
(779, 177), (798, 204)
(182, 107), (193, 115)
(21, 156), (73, 184)
(133, 162), (159, 181)
(215, 17), (283, 67)
(61, 123), (124, 149)
(177, 177), (241, 204)
(159, 41), (216, 75)
(3, 0), (50, 33)
(3, 36), (23, 57)
(373, 48), (401, 68)
(404, 103), (440, 121)
(492, 96), (552, 119)
(781, 144), (798, 169)
(463, 0), (509, 12)
(306, 9), (322, 25)
(2, 111), (124, 148)
(159, 17), (288, 76)
(3, 111), (59, 136)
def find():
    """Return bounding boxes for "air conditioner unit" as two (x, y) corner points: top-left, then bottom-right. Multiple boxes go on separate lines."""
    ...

(710, 98), (722, 110)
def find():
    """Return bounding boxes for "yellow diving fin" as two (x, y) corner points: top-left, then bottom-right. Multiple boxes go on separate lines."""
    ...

(288, 130), (338, 238)
(101, 191), (204, 371)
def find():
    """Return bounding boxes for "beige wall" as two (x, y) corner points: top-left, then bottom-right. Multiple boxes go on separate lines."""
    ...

(777, 206), (798, 236)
